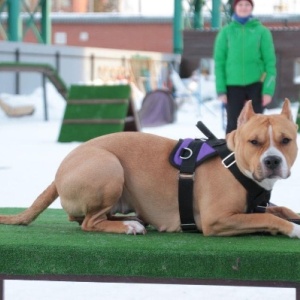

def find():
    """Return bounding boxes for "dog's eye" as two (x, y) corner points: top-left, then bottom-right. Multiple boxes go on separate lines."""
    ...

(281, 137), (291, 145)
(249, 140), (259, 146)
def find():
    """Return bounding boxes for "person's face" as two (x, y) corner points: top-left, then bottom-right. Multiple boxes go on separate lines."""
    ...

(235, 1), (253, 17)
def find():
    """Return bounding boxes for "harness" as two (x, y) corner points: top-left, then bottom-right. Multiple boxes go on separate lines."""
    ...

(169, 121), (271, 232)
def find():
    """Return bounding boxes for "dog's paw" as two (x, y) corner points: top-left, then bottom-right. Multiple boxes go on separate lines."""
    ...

(123, 221), (146, 235)
(288, 223), (300, 238)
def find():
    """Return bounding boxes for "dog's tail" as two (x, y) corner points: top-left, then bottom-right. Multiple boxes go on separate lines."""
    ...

(0, 181), (58, 225)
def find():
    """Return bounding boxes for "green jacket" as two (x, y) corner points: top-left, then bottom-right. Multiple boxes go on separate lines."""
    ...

(213, 18), (276, 96)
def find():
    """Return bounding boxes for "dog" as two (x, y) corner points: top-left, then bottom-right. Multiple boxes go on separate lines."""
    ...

(0, 99), (300, 238)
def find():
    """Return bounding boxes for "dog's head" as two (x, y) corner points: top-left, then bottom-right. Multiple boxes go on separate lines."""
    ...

(226, 98), (298, 190)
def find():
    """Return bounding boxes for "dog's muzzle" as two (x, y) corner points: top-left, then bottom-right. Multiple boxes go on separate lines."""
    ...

(262, 155), (289, 179)
(263, 155), (282, 171)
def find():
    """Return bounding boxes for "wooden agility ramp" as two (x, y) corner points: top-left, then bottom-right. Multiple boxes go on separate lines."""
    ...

(58, 84), (140, 142)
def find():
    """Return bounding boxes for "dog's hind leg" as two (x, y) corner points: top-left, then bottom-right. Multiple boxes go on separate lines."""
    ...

(82, 209), (146, 234)
(80, 185), (146, 234)
(69, 215), (85, 225)
(58, 148), (147, 234)
(80, 186), (146, 234)
(108, 214), (147, 227)
(82, 183), (147, 233)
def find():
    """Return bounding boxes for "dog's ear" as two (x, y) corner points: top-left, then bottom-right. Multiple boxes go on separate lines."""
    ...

(281, 98), (294, 122)
(237, 100), (255, 127)
(226, 130), (236, 151)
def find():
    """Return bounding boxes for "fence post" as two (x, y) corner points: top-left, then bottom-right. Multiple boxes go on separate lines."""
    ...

(55, 51), (60, 74)
(42, 73), (48, 121)
(0, 279), (3, 300)
(15, 48), (20, 95)
(90, 54), (95, 82)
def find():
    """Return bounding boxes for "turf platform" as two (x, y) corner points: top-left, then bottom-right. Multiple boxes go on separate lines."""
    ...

(0, 208), (300, 282)
(0, 207), (300, 286)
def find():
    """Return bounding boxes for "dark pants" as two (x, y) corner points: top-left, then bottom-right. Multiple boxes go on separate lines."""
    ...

(225, 82), (263, 134)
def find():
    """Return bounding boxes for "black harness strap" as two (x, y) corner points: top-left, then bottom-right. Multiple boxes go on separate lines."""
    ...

(175, 122), (272, 232)
(178, 139), (204, 231)
(213, 142), (271, 213)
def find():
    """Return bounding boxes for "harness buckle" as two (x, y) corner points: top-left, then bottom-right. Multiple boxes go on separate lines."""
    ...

(222, 152), (236, 168)
(181, 223), (198, 231)
(178, 172), (195, 180)
(180, 147), (193, 160)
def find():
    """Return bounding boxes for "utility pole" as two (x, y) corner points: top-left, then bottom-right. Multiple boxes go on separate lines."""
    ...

(41, 0), (51, 44)
(7, 0), (21, 41)
(173, 0), (183, 54)
(194, 0), (204, 29)
(211, 0), (221, 29)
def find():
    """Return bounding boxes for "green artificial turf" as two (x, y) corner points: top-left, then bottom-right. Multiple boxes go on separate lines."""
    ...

(0, 208), (300, 283)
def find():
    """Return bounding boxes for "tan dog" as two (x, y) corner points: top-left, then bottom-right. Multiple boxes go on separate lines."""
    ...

(0, 99), (300, 238)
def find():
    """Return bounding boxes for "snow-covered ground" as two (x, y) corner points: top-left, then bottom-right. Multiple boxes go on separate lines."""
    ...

(0, 83), (298, 299)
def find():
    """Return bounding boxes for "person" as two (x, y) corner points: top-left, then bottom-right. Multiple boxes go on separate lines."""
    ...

(213, 0), (276, 134)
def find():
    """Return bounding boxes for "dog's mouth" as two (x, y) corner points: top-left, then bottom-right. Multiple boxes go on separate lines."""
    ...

(251, 154), (291, 182)
(244, 167), (290, 190)
(265, 172), (288, 180)
(253, 168), (290, 182)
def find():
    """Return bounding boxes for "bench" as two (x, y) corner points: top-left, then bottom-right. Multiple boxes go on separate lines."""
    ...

(0, 208), (300, 300)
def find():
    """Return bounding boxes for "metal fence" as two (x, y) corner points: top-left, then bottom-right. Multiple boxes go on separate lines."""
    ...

(0, 41), (180, 95)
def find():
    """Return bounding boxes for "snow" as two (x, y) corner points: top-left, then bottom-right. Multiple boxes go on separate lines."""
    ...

(0, 82), (298, 299)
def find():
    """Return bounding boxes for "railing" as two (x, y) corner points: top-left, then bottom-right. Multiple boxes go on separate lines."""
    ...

(0, 41), (181, 96)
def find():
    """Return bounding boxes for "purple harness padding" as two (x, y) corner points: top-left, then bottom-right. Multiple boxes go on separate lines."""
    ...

(170, 138), (217, 169)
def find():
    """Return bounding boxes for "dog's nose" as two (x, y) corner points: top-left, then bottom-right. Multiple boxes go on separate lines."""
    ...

(263, 155), (282, 170)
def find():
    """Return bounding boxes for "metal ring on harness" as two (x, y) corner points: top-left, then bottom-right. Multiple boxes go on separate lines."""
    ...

(180, 147), (193, 159)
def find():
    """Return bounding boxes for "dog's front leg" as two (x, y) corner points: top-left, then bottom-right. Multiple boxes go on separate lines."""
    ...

(266, 206), (300, 220)
(202, 213), (300, 238)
